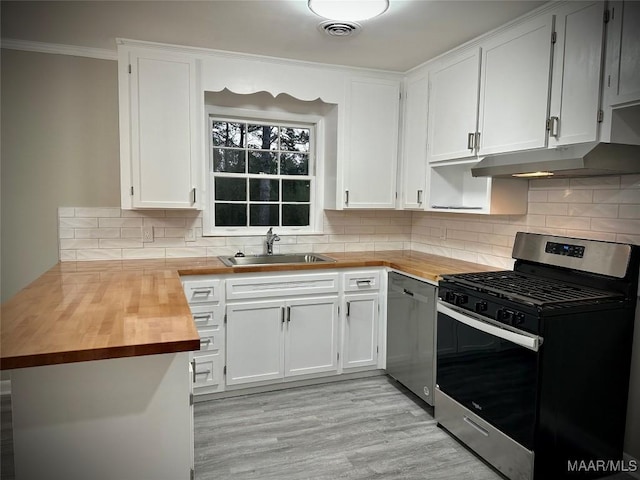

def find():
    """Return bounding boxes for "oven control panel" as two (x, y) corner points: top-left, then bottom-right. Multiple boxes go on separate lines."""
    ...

(439, 284), (540, 335)
(545, 241), (585, 258)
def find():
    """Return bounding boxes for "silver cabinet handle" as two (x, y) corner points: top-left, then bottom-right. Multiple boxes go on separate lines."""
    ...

(345, 190), (349, 206)
(548, 116), (559, 137)
(191, 359), (196, 383)
(200, 338), (211, 346)
(475, 132), (481, 151)
(281, 306), (285, 324)
(286, 306), (291, 323)
(192, 187), (197, 204)
(356, 279), (372, 286)
(192, 289), (212, 297)
(346, 301), (351, 317)
(403, 288), (414, 297)
(195, 369), (211, 376)
(467, 132), (475, 150)
(192, 314), (211, 321)
(417, 189), (423, 204)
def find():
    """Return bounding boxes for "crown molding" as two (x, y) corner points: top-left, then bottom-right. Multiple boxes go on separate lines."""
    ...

(0, 38), (117, 61)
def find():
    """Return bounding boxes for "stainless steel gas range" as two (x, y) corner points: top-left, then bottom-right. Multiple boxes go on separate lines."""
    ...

(435, 232), (640, 480)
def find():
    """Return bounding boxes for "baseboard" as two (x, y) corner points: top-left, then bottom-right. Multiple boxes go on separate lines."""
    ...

(623, 452), (640, 479)
(0, 379), (11, 395)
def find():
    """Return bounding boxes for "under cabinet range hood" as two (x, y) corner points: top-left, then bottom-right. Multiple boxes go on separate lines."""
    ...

(471, 142), (640, 178)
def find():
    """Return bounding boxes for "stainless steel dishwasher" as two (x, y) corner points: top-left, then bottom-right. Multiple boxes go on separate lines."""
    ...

(386, 272), (437, 406)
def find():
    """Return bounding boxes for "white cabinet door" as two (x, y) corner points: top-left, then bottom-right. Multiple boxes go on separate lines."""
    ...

(121, 48), (201, 209)
(478, 14), (554, 155)
(549, 2), (605, 147)
(284, 297), (339, 378)
(606, 1), (640, 106)
(343, 76), (400, 209)
(343, 293), (379, 370)
(401, 70), (429, 210)
(226, 300), (284, 385)
(427, 48), (481, 162)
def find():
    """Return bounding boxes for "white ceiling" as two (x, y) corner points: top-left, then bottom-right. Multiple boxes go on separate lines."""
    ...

(1, 0), (546, 71)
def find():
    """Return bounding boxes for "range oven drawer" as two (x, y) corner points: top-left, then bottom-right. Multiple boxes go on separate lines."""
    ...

(435, 387), (534, 480)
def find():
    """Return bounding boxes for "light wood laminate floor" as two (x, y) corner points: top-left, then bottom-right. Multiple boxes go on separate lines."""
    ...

(194, 376), (504, 480)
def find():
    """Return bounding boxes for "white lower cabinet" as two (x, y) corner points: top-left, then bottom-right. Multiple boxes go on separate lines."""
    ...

(226, 300), (284, 385)
(185, 268), (384, 393)
(226, 296), (340, 386)
(343, 293), (379, 370)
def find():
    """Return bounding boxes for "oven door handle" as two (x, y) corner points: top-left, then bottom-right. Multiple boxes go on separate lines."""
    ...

(438, 302), (542, 352)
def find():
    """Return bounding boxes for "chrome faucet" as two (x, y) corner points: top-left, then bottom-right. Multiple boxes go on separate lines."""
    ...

(265, 227), (280, 255)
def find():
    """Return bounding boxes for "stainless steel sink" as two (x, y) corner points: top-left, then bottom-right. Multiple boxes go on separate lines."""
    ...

(218, 253), (336, 267)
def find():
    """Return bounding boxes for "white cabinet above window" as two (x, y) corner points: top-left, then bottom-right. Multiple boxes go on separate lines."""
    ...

(118, 44), (203, 209)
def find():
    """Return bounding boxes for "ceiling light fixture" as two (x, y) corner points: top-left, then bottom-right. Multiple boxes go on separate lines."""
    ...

(512, 171), (555, 178)
(308, 0), (389, 22)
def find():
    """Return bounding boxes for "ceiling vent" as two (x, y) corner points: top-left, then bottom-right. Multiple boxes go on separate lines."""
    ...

(318, 20), (361, 37)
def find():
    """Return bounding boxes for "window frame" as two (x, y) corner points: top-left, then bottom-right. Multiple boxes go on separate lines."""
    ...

(203, 106), (325, 237)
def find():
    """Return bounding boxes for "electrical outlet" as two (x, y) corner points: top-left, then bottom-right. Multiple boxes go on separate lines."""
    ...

(142, 226), (154, 243)
(185, 228), (195, 242)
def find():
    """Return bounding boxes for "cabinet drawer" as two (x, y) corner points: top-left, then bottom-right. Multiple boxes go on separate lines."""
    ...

(189, 304), (224, 329)
(196, 327), (224, 353)
(191, 353), (223, 389)
(182, 278), (221, 303)
(344, 270), (381, 292)
(226, 273), (339, 300)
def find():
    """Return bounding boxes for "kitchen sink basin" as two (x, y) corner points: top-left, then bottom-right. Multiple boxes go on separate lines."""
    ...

(218, 253), (336, 267)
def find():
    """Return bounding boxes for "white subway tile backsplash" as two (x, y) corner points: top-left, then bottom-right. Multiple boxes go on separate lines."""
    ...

(99, 218), (143, 228)
(58, 177), (638, 264)
(74, 207), (121, 218)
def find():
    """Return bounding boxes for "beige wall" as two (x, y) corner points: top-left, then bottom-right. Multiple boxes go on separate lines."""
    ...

(1, 49), (120, 301)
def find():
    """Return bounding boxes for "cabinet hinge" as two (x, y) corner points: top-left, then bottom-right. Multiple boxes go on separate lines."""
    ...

(128, 64), (132, 74)
(130, 186), (134, 196)
(190, 468), (195, 480)
(551, 31), (557, 44)
(223, 365), (227, 376)
(189, 393), (194, 406)
(395, 192), (398, 199)
(604, 9), (610, 23)
(337, 352), (340, 361)
(597, 109), (604, 123)
(377, 346), (379, 353)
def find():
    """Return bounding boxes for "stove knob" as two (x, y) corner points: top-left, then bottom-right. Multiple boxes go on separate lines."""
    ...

(497, 309), (513, 323)
(475, 301), (488, 313)
(454, 294), (469, 306)
(514, 312), (526, 326)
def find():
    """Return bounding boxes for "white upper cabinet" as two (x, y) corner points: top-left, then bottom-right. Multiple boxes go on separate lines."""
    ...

(400, 69), (429, 209)
(548, 2), (606, 147)
(118, 46), (202, 209)
(605, 1), (640, 107)
(342, 76), (400, 209)
(427, 48), (481, 162)
(478, 14), (554, 155)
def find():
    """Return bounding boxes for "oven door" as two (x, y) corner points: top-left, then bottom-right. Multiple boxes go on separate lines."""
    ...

(436, 301), (542, 450)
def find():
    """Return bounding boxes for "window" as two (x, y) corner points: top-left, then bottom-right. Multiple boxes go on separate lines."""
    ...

(205, 114), (317, 235)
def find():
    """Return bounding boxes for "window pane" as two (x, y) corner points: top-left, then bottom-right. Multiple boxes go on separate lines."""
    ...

(282, 204), (310, 226)
(280, 127), (310, 152)
(213, 148), (245, 173)
(215, 177), (246, 201)
(250, 204), (279, 226)
(247, 124), (278, 150)
(250, 179), (279, 202)
(249, 151), (278, 174)
(212, 122), (245, 148)
(215, 203), (247, 226)
(280, 153), (309, 175)
(282, 180), (310, 202)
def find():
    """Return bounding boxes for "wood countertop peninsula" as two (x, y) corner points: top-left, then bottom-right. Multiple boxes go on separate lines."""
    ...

(0, 250), (497, 370)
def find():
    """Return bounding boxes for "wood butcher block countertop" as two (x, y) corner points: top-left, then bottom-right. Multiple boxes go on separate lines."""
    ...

(0, 250), (497, 370)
